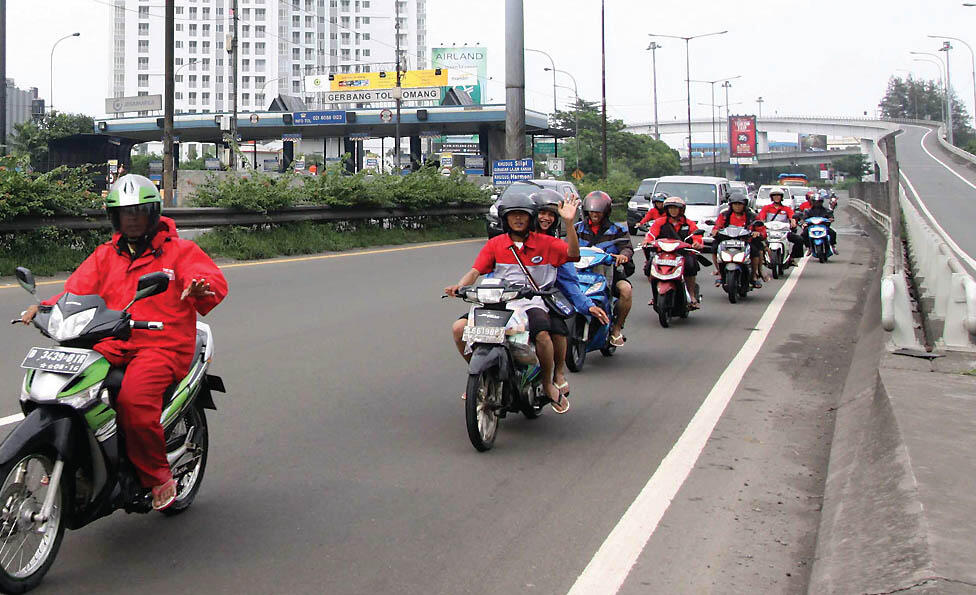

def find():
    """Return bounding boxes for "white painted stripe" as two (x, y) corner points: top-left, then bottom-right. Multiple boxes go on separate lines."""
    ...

(567, 256), (810, 595)
(901, 127), (976, 270)
(0, 414), (24, 427)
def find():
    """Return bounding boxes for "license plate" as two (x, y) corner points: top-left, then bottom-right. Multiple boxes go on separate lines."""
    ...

(21, 347), (88, 374)
(655, 258), (680, 266)
(462, 326), (506, 344)
(722, 240), (745, 248)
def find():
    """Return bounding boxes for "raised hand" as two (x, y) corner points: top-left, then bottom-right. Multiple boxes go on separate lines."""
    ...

(181, 278), (216, 300)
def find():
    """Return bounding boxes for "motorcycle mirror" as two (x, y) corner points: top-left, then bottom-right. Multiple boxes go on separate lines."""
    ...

(124, 272), (170, 311)
(704, 219), (716, 226)
(14, 267), (36, 295)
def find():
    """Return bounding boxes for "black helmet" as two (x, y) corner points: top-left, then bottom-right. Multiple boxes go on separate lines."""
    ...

(651, 191), (669, 205)
(728, 192), (749, 206)
(530, 189), (564, 236)
(497, 192), (538, 234)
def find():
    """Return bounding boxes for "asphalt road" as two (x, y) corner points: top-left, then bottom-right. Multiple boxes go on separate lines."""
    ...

(896, 123), (976, 264)
(0, 210), (879, 594)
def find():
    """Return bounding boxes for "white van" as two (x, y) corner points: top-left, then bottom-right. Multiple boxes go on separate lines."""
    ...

(651, 175), (731, 244)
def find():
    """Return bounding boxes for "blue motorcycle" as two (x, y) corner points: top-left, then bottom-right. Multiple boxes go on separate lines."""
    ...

(566, 247), (619, 372)
(805, 216), (834, 263)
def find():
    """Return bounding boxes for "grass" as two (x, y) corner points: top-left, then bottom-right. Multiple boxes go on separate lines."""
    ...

(0, 229), (106, 277)
(193, 217), (486, 261)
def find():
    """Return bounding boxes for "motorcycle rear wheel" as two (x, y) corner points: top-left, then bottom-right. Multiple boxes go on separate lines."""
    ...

(565, 315), (587, 373)
(161, 405), (209, 516)
(817, 244), (827, 263)
(466, 371), (501, 452)
(0, 450), (66, 594)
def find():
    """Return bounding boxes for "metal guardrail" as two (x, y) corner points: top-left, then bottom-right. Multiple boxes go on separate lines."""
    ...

(849, 198), (921, 350)
(0, 205), (490, 233)
(934, 124), (976, 167)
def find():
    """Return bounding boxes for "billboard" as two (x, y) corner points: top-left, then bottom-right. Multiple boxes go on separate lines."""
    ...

(431, 47), (487, 105)
(728, 115), (758, 159)
(306, 69), (448, 93)
(799, 133), (828, 152)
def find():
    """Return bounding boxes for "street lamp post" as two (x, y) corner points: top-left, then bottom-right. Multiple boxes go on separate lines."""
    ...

(912, 50), (951, 140)
(546, 67), (580, 172)
(648, 30), (728, 174)
(526, 48), (557, 119)
(756, 96), (764, 118)
(929, 34), (976, 128)
(721, 79), (733, 150)
(913, 58), (947, 123)
(690, 75), (740, 176)
(49, 32), (80, 113)
(646, 41), (662, 140)
(940, 41), (955, 144)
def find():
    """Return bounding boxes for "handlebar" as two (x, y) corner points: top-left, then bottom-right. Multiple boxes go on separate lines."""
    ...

(130, 321), (164, 330)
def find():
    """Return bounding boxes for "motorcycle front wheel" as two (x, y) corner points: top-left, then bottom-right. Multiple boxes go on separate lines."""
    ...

(817, 244), (827, 263)
(0, 450), (66, 594)
(657, 292), (673, 328)
(770, 252), (781, 279)
(466, 371), (502, 452)
(565, 315), (587, 373)
(725, 270), (739, 304)
(161, 404), (209, 516)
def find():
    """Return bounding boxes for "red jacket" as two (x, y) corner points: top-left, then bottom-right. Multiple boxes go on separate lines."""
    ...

(757, 203), (795, 223)
(644, 215), (699, 243)
(637, 206), (667, 227)
(713, 210), (766, 238)
(43, 217), (228, 366)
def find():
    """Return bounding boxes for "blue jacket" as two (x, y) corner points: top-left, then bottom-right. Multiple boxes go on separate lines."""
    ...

(555, 262), (594, 314)
(574, 220), (635, 258)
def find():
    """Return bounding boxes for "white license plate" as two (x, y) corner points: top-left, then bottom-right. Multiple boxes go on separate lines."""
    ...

(21, 347), (87, 374)
(462, 326), (506, 344)
(722, 240), (745, 248)
(655, 258), (680, 266)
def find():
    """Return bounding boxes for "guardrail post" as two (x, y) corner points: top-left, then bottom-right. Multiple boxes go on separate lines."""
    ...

(943, 273), (976, 351)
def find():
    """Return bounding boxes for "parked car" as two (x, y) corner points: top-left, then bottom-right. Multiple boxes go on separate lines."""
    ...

(625, 177), (660, 235)
(651, 175), (731, 245)
(486, 179), (580, 237)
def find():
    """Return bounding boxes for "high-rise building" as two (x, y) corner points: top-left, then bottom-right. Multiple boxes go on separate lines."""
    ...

(108, 0), (427, 117)
(4, 79), (41, 140)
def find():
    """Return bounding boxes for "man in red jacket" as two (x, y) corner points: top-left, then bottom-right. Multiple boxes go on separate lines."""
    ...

(21, 175), (228, 510)
(711, 193), (766, 288)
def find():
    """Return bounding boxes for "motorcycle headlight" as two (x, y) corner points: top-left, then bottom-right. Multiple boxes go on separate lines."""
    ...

(477, 287), (505, 303)
(60, 383), (103, 409)
(47, 306), (96, 341)
(585, 280), (606, 295)
(732, 252), (747, 263)
(627, 200), (639, 209)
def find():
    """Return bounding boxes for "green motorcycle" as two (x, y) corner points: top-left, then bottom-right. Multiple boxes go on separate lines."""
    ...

(0, 267), (225, 593)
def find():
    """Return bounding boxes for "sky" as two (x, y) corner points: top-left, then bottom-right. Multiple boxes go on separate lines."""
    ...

(5, 0), (975, 146)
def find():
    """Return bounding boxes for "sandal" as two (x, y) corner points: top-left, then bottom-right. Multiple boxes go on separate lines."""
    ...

(688, 302), (701, 310)
(550, 393), (571, 414)
(152, 478), (177, 511)
(554, 380), (570, 397)
(610, 333), (626, 347)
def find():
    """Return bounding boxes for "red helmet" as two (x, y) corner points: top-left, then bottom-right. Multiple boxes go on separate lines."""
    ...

(582, 191), (612, 216)
(806, 190), (816, 198)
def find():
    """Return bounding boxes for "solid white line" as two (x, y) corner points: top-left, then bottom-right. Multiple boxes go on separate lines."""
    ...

(901, 127), (976, 270)
(566, 256), (810, 595)
(0, 414), (24, 427)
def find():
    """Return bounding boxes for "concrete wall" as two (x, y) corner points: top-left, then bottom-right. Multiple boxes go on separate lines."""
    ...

(850, 182), (889, 213)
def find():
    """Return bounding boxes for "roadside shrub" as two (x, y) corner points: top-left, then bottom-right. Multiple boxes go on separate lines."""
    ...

(0, 155), (101, 222)
(188, 170), (302, 212)
(0, 227), (107, 276)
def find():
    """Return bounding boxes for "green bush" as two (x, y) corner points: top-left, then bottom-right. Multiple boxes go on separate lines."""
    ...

(0, 227), (107, 277)
(576, 168), (642, 203)
(188, 164), (492, 211)
(0, 155), (101, 222)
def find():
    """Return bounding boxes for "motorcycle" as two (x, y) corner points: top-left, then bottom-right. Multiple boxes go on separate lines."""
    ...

(804, 216), (834, 263)
(829, 191), (838, 210)
(765, 220), (794, 279)
(714, 226), (756, 304)
(456, 278), (553, 452)
(0, 267), (225, 593)
(643, 235), (703, 328)
(565, 247), (618, 372)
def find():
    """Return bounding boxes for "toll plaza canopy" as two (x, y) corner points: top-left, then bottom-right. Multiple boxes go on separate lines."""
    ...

(94, 104), (570, 172)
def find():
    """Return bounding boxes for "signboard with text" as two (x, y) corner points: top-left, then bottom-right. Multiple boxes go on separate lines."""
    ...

(728, 115), (758, 159)
(492, 158), (534, 186)
(305, 69), (448, 93)
(318, 87), (441, 104)
(105, 94), (162, 114)
(292, 111), (347, 125)
(431, 47), (487, 105)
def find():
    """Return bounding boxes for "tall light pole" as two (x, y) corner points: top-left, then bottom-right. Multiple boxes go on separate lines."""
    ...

(913, 58), (946, 123)
(395, 0), (403, 171)
(229, 0), (239, 170)
(929, 34), (976, 128)
(912, 50), (950, 140)
(756, 96), (764, 118)
(646, 41), (662, 140)
(0, 0), (6, 155)
(690, 75), (740, 175)
(49, 32), (80, 113)
(600, 0), (608, 178)
(940, 41), (955, 144)
(648, 30), (728, 174)
(526, 48), (557, 119)
(721, 79), (733, 151)
(504, 0), (526, 160)
(546, 67), (580, 171)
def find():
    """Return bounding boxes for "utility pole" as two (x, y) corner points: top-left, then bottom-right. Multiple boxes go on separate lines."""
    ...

(941, 41), (954, 145)
(163, 0), (175, 204)
(647, 41), (661, 140)
(756, 96), (764, 118)
(600, 0), (607, 178)
(394, 0), (402, 173)
(504, 0), (525, 160)
(722, 79), (732, 152)
(230, 0), (239, 169)
(0, 0), (6, 156)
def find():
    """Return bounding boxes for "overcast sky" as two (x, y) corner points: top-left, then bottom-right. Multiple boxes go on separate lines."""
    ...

(6, 1), (975, 142)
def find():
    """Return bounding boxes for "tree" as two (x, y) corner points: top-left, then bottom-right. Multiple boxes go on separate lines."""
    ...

(551, 98), (680, 181)
(879, 75), (974, 146)
(10, 112), (95, 169)
(833, 154), (873, 179)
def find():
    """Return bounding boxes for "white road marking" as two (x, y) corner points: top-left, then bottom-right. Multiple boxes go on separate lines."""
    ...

(900, 126), (976, 269)
(0, 414), (24, 427)
(566, 256), (810, 595)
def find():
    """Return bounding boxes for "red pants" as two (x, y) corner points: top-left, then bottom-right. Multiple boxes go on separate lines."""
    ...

(97, 344), (190, 488)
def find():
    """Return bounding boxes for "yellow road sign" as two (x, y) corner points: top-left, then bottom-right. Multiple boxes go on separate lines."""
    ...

(571, 168), (584, 181)
(328, 69), (448, 92)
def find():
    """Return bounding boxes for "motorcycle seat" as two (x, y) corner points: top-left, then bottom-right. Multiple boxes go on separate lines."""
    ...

(104, 367), (180, 410)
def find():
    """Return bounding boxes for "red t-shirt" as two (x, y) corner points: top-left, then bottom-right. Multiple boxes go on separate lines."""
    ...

(645, 215), (699, 242)
(637, 207), (667, 227)
(473, 232), (570, 289)
(758, 203), (795, 223)
(714, 210), (766, 238)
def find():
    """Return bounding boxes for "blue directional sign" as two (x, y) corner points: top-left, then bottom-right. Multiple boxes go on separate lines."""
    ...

(292, 110), (347, 125)
(492, 158), (534, 186)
